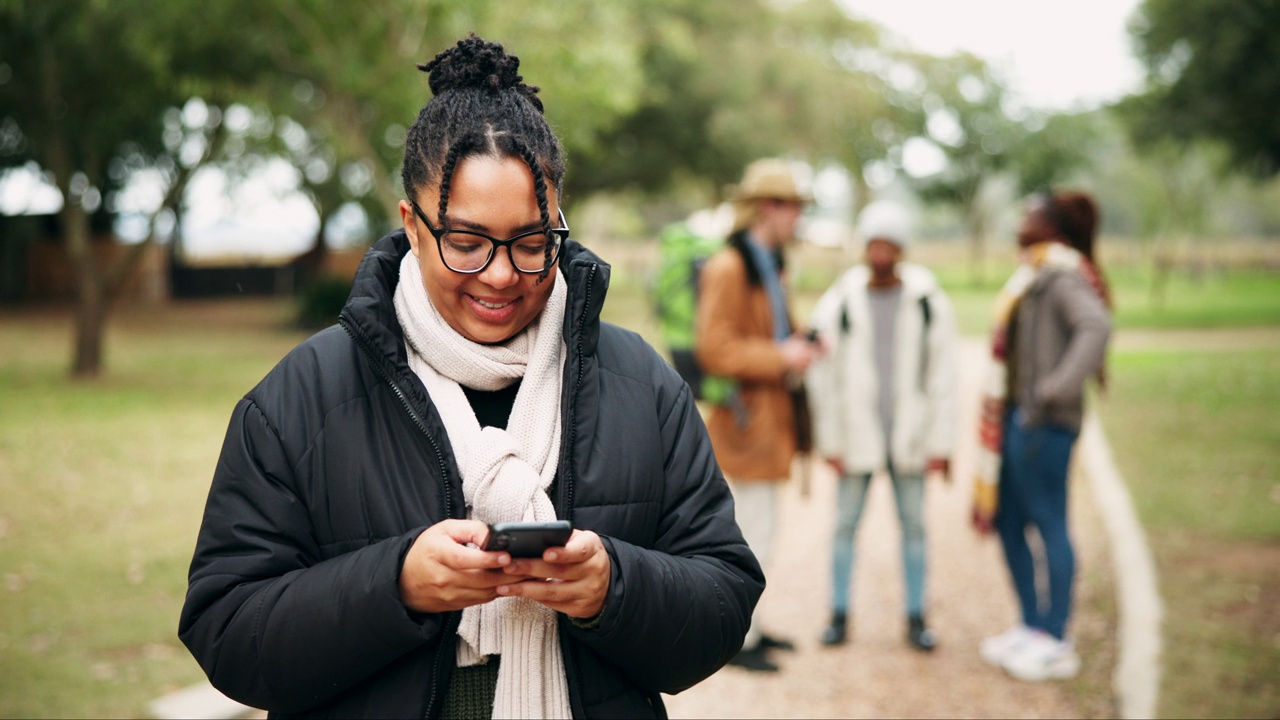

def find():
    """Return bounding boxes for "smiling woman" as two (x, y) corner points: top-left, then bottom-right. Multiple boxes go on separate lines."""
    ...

(402, 155), (563, 344)
(177, 33), (763, 720)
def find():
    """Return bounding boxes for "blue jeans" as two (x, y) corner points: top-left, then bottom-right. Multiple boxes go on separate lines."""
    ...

(995, 407), (1078, 640)
(830, 466), (927, 617)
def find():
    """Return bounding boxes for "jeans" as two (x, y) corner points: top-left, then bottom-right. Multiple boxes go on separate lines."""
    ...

(994, 407), (1078, 640)
(830, 465), (927, 618)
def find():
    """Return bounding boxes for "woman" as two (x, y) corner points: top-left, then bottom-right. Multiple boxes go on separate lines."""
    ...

(179, 35), (762, 719)
(972, 191), (1112, 683)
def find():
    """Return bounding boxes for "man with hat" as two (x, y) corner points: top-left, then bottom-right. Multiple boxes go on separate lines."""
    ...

(695, 157), (820, 672)
(805, 199), (959, 652)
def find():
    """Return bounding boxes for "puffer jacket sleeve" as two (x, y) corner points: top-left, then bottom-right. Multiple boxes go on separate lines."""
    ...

(178, 397), (439, 713)
(564, 379), (764, 695)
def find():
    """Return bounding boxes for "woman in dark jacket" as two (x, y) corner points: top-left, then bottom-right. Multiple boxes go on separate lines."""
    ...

(973, 191), (1111, 684)
(178, 35), (762, 719)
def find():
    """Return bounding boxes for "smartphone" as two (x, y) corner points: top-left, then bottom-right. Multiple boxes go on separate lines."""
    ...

(482, 520), (573, 558)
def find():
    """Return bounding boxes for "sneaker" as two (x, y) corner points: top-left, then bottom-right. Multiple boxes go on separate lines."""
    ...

(820, 612), (848, 646)
(907, 615), (936, 652)
(758, 633), (796, 652)
(726, 644), (780, 673)
(1001, 631), (1080, 682)
(980, 625), (1036, 667)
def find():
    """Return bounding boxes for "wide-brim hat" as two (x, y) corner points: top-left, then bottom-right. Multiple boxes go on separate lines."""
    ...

(729, 158), (811, 232)
(730, 158), (812, 205)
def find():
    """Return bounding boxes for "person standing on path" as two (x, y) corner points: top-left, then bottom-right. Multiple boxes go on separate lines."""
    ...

(695, 158), (820, 673)
(972, 190), (1113, 683)
(805, 199), (959, 652)
(179, 35), (763, 718)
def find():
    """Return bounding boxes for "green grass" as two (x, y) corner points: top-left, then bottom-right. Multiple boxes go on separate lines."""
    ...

(0, 300), (308, 718)
(1096, 346), (1280, 719)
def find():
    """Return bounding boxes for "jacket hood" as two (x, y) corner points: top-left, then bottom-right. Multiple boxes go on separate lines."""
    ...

(338, 229), (611, 372)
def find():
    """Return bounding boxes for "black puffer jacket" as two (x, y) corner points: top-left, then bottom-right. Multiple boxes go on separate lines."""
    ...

(178, 231), (763, 718)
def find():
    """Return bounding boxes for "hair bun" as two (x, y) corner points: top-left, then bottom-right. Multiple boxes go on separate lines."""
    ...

(420, 33), (529, 97)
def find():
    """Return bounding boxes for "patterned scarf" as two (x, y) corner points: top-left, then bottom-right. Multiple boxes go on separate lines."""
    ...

(394, 252), (571, 719)
(972, 241), (1108, 524)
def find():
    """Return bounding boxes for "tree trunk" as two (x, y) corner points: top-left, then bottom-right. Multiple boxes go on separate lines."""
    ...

(61, 200), (106, 378)
(295, 213), (329, 290)
(40, 42), (107, 378)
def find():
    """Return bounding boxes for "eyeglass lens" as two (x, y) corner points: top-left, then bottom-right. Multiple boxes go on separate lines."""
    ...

(439, 230), (561, 273)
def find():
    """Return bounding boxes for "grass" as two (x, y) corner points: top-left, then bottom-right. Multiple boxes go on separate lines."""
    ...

(1094, 347), (1280, 719)
(0, 236), (1276, 717)
(0, 300), (308, 718)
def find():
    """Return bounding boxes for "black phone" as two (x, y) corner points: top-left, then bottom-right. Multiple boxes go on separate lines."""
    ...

(482, 520), (573, 558)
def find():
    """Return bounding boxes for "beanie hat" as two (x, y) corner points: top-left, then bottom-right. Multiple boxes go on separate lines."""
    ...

(855, 200), (912, 248)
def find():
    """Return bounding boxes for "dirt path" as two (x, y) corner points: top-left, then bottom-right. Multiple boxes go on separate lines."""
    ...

(662, 339), (1115, 719)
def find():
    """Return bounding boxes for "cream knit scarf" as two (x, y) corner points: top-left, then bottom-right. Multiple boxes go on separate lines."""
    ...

(393, 252), (571, 719)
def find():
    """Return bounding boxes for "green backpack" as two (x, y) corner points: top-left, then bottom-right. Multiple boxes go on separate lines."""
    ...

(652, 222), (737, 405)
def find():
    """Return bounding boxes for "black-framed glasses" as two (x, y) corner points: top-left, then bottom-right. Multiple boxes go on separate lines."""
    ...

(410, 200), (568, 274)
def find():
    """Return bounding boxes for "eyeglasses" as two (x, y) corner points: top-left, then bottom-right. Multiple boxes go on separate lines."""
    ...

(410, 200), (568, 275)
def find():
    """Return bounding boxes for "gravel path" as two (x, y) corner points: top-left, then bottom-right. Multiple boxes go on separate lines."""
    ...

(662, 339), (1114, 719)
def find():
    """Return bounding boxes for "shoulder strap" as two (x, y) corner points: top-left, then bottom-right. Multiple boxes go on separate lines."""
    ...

(917, 293), (932, 392)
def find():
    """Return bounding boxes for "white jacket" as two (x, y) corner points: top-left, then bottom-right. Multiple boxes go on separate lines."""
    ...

(805, 263), (959, 475)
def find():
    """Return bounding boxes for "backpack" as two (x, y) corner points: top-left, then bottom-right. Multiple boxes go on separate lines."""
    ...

(652, 222), (736, 404)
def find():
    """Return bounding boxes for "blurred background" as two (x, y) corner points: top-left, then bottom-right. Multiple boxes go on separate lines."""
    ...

(1, 0), (1276, 717)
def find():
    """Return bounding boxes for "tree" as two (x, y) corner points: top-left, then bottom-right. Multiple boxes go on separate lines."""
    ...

(0, 0), (266, 377)
(907, 52), (1026, 283)
(560, 0), (902, 214)
(1008, 110), (1105, 196)
(1126, 0), (1280, 177)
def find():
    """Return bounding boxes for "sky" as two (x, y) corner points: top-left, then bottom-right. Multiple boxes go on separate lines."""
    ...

(841, 0), (1147, 110)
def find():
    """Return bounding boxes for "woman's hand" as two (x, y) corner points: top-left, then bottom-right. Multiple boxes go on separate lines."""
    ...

(399, 519), (513, 613)
(494, 529), (611, 620)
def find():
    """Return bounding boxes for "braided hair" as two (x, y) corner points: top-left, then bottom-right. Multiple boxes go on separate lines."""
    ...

(401, 34), (566, 278)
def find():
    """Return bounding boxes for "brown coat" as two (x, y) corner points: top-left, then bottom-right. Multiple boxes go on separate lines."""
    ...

(694, 243), (797, 481)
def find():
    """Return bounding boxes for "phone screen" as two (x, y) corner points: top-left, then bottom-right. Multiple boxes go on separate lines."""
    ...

(483, 520), (573, 558)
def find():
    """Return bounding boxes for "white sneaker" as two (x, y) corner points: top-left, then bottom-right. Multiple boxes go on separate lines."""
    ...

(1001, 630), (1080, 681)
(979, 625), (1035, 667)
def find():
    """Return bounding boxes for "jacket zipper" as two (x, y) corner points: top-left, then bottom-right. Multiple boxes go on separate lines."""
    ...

(556, 262), (597, 718)
(338, 317), (458, 719)
(562, 262), (596, 523)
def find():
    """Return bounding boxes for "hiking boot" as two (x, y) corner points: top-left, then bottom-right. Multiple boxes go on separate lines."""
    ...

(758, 633), (795, 652)
(726, 644), (780, 673)
(979, 625), (1036, 667)
(1001, 630), (1080, 681)
(820, 612), (848, 646)
(907, 615), (937, 652)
